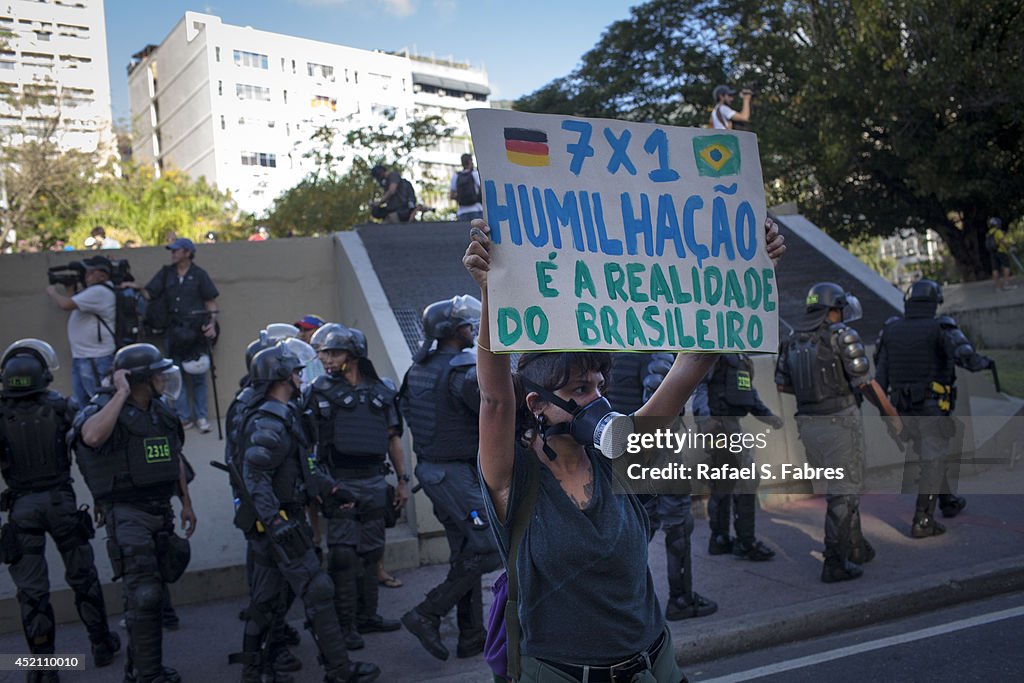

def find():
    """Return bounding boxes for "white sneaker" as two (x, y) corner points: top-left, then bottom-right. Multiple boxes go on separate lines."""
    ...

(196, 418), (211, 433)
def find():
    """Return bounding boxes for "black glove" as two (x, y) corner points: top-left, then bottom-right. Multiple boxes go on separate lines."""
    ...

(270, 518), (310, 561)
(756, 414), (784, 430)
(321, 486), (356, 518)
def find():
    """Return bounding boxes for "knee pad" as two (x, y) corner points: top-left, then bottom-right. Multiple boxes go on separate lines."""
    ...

(21, 593), (55, 641)
(303, 571), (335, 605)
(133, 581), (163, 613)
(327, 545), (358, 574)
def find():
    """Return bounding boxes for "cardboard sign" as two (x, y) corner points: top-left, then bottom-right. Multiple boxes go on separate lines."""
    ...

(467, 109), (777, 353)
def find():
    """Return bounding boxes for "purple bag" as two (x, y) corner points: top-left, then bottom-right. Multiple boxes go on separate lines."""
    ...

(484, 571), (510, 679)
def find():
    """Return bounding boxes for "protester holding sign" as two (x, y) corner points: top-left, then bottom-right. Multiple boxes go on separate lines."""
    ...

(464, 215), (784, 682)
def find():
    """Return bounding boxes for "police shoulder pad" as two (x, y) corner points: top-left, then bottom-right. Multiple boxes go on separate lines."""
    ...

(883, 315), (902, 327)
(311, 374), (333, 393)
(937, 315), (959, 329)
(377, 377), (399, 401)
(256, 399), (291, 422)
(449, 348), (477, 368)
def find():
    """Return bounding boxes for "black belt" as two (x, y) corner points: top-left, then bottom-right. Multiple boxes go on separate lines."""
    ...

(538, 630), (666, 682)
(332, 466), (383, 478)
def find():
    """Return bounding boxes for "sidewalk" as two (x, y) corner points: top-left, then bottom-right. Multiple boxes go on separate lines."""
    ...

(2, 487), (1024, 682)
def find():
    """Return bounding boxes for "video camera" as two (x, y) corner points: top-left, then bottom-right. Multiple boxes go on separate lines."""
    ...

(47, 259), (136, 289)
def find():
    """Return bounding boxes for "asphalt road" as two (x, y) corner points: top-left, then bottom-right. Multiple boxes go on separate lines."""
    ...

(688, 591), (1024, 682)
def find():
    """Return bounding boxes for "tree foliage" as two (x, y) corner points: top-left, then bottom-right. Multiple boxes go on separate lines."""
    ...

(264, 114), (455, 236)
(515, 0), (1024, 281)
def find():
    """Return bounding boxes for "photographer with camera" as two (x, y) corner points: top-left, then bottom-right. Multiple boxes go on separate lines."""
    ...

(711, 85), (753, 130)
(46, 255), (118, 406)
(124, 238), (219, 433)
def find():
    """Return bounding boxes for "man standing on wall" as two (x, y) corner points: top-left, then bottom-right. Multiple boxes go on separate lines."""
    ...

(449, 154), (483, 222)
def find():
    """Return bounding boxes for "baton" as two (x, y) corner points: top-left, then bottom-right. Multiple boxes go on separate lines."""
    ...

(991, 361), (1002, 394)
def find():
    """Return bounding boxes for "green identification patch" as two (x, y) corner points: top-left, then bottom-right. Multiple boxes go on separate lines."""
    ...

(8, 376), (31, 388)
(736, 370), (752, 391)
(144, 437), (172, 463)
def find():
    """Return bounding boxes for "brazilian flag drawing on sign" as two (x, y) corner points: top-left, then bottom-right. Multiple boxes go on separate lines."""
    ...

(692, 135), (741, 177)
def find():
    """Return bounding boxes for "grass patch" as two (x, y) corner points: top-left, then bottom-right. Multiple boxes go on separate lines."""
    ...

(981, 349), (1024, 398)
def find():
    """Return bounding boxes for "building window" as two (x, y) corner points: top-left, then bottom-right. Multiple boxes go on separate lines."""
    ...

(236, 83), (271, 101)
(215, 47), (220, 62)
(218, 80), (223, 95)
(241, 151), (276, 167)
(220, 115), (225, 130)
(311, 94), (337, 111)
(233, 50), (268, 70)
(0, 61), (14, 70)
(283, 89), (287, 104)
(307, 62), (334, 80)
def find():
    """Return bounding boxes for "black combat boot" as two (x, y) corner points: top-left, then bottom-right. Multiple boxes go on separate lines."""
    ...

(707, 534), (733, 555)
(912, 494), (946, 538)
(91, 631), (121, 668)
(847, 499), (876, 565)
(732, 538), (776, 561)
(938, 494), (966, 518)
(323, 662), (381, 683)
(401, 607), (448, 661)
(822, 495), (863, 583)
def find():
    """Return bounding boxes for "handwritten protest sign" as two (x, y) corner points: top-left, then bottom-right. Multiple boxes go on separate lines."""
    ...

(467, 109), (777, 354)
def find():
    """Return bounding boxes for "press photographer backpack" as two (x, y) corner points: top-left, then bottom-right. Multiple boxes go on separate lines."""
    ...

(455, 170), (480, 206)
(397, 179), (417, 221)
(97, 260), (144, 349)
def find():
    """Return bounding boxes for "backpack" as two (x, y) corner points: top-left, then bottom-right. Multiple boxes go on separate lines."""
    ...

(985, 229), (999, 253)
(455, 170), (481, 206)
(97, 283), (145, 350)
(396, 179), (417, 221)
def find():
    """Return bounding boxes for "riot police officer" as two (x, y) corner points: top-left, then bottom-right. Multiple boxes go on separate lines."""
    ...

(75, 344), (195, 683)
(693, 353), (783, 560)
(775, 283), (902, 583)
(1, 340), (120, 683)
(874, 279), (993, 538)
(309, 325), (408, 649)
(607, 352), (718, 621)
(237, 342), (380, 683)
(223, 333), (305, 680)
(399, 296), (501, 660)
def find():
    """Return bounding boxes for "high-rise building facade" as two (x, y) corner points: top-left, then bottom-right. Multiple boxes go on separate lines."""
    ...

(0, 0), (114, 155)
(128, 12), (490, 215)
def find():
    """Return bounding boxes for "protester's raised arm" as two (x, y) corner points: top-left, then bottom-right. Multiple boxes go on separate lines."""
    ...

(463, 220), (516, 522)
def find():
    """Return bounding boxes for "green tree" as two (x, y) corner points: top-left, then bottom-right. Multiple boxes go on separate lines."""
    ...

(515, 0), (1024, 281)
(69, 162), (245, 247)
(264, 114), (454, 236)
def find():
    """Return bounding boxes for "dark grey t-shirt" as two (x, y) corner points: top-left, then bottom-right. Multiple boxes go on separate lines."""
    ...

(480, 445), (663, 664)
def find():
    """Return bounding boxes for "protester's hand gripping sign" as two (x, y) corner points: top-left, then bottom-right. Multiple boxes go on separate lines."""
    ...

(467, 109), (778, 354)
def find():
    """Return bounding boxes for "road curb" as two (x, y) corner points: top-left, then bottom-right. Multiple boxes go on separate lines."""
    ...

(672, 555), (1024, 665)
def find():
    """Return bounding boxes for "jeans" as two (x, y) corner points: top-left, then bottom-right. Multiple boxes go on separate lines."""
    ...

(71, 355), (114, 407)
(174, 370), (208, 422)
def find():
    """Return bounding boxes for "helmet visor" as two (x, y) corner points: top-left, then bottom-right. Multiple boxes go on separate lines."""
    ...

(451, 295), (482, 326)
(2, 338), (60, 371)
(263, 323), (300, 342)
(842, 294), (863, 323)
(280, 338), (317, 367)
(153, 365), (183, 401)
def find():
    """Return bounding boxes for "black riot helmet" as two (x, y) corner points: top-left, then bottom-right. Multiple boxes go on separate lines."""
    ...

(904, 279), (943, 319)
(114, 343), (173, 378)
(988, 217), (1002, 229)
(414, 295), (481, 362)
(1, 339), (58, 396)
(250, 343), (305, 388)
(797, 282), (862, 331)
(245, 338), (274, 372)
(114, 343), (182, 399)
(313, 323), (354, 353)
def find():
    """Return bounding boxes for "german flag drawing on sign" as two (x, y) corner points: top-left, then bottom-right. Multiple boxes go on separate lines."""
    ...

(692, 134), (741, 177)
(504, 128), (550, 167)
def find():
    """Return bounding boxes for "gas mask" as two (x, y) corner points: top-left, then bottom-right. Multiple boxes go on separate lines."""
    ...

(521, 378), (634, 460)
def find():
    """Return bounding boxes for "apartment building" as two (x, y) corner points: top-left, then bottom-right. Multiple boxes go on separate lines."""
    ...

(128, 12), (490, 215)
(0, 0), (114, 155)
